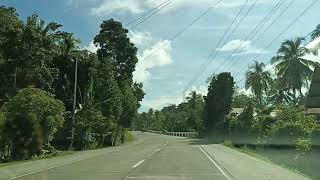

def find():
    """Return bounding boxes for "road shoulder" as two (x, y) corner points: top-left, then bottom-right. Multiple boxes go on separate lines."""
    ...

(201, 144), (310, 180)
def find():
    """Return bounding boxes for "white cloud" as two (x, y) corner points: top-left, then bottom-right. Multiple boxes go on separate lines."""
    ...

(185, 85), (208, 97)
(83, 41), (99, 53)
(91, 0), (144, 16)
(141, 84), (208, 110)
(141, 95), (183, 110)
(133, 39), (173, 82)
(90, 0), (272, 17)
(129, 31), (152, 47)
(217, 39), (267, 55)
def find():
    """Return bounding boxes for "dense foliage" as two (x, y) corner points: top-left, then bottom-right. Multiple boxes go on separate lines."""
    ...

(133, 91), (205, 133)
(1, 88), (65, 160)
(134, 24), (320, 155)
(0, 6), (144, 160)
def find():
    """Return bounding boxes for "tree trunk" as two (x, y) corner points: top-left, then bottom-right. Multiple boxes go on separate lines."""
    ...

(112, 125), (120, 146)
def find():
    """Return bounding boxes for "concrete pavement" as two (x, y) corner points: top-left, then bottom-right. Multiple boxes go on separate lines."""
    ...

(0, 132), (310, 180)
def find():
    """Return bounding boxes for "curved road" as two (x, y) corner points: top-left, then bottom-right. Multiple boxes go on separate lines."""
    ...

(0, 132), (309, 180)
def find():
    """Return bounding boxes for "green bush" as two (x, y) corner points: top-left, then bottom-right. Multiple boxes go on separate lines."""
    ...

(124, 131), (135, 142)
(268, 107), (319, 152)
(296, 138), (312, 152)
(223, 140), (234, 148)
(2, 88), (65, 160)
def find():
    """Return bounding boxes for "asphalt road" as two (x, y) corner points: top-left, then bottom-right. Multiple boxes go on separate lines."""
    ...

(4, 132), (229, 180)
(2, 132), (309, 180)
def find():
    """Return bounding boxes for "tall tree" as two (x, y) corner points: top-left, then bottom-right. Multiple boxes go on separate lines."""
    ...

(0, 6), (23, 104)
(271, 38), (317, 97)
(245, 61), (271, 108)
(19, 14), (62, 91)
(94, 19), (142, 131)
(204, 72), (235, 134)
(267, 78), (294, 106)
(94, 19), (138, 86)
(186, 91), (204, 132)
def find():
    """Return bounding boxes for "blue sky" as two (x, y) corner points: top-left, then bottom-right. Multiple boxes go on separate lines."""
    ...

(2, 0), (320, 111)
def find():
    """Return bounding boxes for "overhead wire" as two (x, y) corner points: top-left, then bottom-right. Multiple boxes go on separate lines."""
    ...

(140, 0), (225, 64)
(128, 0), (173, 30)
(183, 0), (259, 92)
(125, 0), (172, 27)
(224, 0), (296, 76)
(183, 0), (250, 91)
(213, 0), (289, 76)
(235, 0), (319, 91)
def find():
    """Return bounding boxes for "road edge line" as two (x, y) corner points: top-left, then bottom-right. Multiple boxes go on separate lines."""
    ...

(197, 145), (232, 180)
(9, 154), (101, 179)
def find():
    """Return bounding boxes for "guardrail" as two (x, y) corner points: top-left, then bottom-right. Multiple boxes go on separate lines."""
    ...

(145, 130), (198, 137)
(166, 132), (198, 137)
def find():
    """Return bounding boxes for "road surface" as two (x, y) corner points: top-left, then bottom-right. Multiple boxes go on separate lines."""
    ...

(0, 132), (310, 180)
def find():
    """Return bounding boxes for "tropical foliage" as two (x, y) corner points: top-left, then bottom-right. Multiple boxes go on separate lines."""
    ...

(271, 38), (317, 97)
(245, 61), (271, 108)
(0, 6), (144, 160)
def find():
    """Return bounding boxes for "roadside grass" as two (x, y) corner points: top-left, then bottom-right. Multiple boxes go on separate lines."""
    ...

(223, 142), (319, 179)
(0, 132), (138, 168)
(125, 131), (136, 143)
(0, 151), (74, 168)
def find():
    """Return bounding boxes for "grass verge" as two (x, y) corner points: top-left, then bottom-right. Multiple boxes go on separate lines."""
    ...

(125, 131), (136, 143)
(223, 142), (318, 179)
(0, 151), (74, 168)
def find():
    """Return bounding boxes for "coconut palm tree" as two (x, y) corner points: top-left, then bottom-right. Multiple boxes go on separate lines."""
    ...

(311, 24), (320, 40)
(271, 38), (317, 97)
(267, 78), (294, 106)
(245, 61), (271, 108)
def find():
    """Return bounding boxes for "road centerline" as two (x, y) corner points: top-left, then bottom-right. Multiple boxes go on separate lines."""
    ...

(132, 160), (145, 168)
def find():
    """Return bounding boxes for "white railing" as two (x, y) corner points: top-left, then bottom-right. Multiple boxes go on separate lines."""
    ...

(166, 132), (198, 137)
(145, 130), (198, 137)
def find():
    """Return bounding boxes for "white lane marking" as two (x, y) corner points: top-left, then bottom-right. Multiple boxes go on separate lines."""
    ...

(197, 145), (231, 180)
(132, 159), (145, 168)
(10, 154), (101, 179)
(155, 148), (161, 152)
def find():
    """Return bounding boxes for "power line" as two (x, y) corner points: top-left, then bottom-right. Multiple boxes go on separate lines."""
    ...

(185, 0), (288, 92)
(235, 0), (319, 87)
(184, 0), (260, 92)
(141, 0), (224, 63)
(236, 0), (319, 91)
(183, 0), (250, 92)
(125, 0), (172, 27)
(185, 0), (289, 92)
(224, 0), (296, 75)
(128, 0), (173, 30)
(214, 0), (289, 75)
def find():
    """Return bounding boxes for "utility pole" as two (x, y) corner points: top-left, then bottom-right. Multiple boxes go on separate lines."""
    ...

(69, 59), (78, 150)
(183, 90), (186, 103)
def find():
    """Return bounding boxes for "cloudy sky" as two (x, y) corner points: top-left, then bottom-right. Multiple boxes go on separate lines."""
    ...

(2, 0), (320, 111)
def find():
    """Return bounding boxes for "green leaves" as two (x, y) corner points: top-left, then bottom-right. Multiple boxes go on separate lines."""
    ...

(2, 88), (65, 159)
(245, 61), (271, 108)
(271, 38), (316, 97)
(94, 19), (138, 85)
(205, 72), (235, 133)
(311, 24), (320, 40)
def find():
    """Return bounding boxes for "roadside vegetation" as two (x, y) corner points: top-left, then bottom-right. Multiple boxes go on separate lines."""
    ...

(134, 25), (320, 178)
(0, 6), (144, 162)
